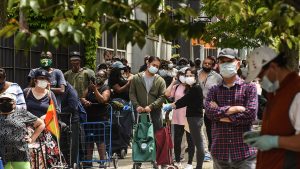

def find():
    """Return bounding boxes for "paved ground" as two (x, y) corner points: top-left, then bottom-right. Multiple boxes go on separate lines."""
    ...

(115, 148), (213, 169)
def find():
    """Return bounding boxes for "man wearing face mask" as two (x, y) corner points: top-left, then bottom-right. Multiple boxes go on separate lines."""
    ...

(244, 47), (300, 169)
(28, 51), (67, 109)
(64, 51), (95, 98)
(129, 56), (166, 168)
(204, 48), (258, 169)
(198, 56), (222, 162)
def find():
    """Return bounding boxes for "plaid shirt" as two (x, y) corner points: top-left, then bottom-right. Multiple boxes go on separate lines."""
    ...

(205, 76), (257, 161)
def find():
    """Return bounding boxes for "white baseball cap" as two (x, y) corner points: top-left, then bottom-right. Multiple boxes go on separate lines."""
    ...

(245, 46), (278, 83)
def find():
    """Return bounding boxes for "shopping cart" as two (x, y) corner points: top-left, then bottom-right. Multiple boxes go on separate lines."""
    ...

(78, 104), (118, 169)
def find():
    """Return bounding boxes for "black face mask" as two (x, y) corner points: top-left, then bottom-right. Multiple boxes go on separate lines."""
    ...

(202, 67), (211, 73)
(0, 102), (14, 113)
(0, 81), (5, 90)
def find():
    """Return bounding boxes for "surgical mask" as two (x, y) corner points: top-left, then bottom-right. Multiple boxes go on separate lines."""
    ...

(185, 77), (196, 86)
(106, 60), (112, 65)
(0, 81), (5, 90)
(40, 59), (52, 68)
(148, 66), (158, 74)
(219, 62), (237, 78)
(37, 80), (48, 89)
(159, 69), (167, 77)
(261, 75), (280, 93)
(168, 64), (174, 69)
(179, 76), (186, 83)
(0, 101), (14, 113)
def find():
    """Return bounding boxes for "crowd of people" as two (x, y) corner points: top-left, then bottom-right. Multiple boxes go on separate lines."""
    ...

(0, 46), (300, 169)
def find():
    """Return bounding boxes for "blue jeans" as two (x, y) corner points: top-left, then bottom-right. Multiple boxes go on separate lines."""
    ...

(213, 155), (256, 169)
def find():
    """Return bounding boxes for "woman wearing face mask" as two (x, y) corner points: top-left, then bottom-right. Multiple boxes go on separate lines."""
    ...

(23, 69), (64, 168)
(108, 61), (132, 102)
(81, 70), (111, 166)
(163, 68), (205, 169)
(165, 69), (195, 168)
(0, 68), (27, 110)
(0, 93), (45, 169)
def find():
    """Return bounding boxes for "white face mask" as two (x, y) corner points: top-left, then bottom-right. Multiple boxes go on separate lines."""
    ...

(148, 65), (158, 74)
(159, 69), (167, 77)
(185, 77), (196, 86)
(261, 75), (279, 93)
(37, 80), (48, 89)
(219, 62), (237, 78)
(179, 75), (186, 83)
(168, 64), (174, 69)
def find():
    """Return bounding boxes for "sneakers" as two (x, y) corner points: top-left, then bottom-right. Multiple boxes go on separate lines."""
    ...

(204, 153), (212, 162)
(184, 164), (193, 169)
(174, 162), (182, 169)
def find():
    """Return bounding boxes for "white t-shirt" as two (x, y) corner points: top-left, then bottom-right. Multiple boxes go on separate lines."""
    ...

(289, 93), (300, 134)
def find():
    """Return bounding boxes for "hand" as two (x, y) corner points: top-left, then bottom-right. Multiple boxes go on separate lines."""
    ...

(220, 117), (231, 123)
(136, 106), (144, 113)
(144, 106), (151, 113)
(83, 100), (92, 107)
(162, 104), (173, 112)
(244, 135), (279, 151)
(226, 106), (246, 115)
(171, 77), (177, 84)
(24, 136), (34, 144)
(210, 101), (219, 108)
(89, 83), (97, 92)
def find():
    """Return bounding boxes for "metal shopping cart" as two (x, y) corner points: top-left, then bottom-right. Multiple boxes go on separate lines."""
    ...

(78, 104), (118, 169)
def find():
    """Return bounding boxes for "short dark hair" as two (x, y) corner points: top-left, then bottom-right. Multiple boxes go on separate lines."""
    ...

(206, 56), (216, 66)
(148, 56), (161, 63)
(263, 52), (287, 69)
(0, 68), (6, 77)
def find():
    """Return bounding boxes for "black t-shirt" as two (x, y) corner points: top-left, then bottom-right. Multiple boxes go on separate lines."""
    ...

(109, 77), (129, 101)
(85, 85), (110, 122)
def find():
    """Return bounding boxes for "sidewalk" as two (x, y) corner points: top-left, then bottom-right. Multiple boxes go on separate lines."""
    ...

(116, 148), (213, 169)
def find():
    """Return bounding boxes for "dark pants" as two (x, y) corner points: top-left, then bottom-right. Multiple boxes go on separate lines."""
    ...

(70, 122), (80, 167)
(213, 155), (256, 169)
(204, 114), (212, 151)
(187, 117), (205, 169)
(173, 124), (194, 163)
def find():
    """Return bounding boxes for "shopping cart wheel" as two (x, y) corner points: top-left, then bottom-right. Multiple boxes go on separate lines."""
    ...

(119, 149), (127, 159)
(166, 165), (178, 169)
(113, 153), (119, 168)
(132, 163), (141, 169)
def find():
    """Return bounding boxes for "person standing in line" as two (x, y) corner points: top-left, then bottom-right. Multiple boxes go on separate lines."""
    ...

(0, 68), (26, 110)
(28, 51), (66, 109)
(163, 68), (205, 169)
(165, 69), (194, 169)
(0, 93), (45, 169)
(244, 47), (300, 169)
(205, 48), (258, 169)
(198, 56), (223, 161)
(129, 56), (166, 168)
(64, 51), (95, 98)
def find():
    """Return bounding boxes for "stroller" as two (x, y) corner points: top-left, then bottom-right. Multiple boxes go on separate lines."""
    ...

(110, 98), (133, 159)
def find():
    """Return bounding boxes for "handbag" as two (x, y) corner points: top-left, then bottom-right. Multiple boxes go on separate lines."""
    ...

(132, 113), (156, 162)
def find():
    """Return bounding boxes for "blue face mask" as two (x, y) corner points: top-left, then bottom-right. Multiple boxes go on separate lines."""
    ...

(148, 66), (158, 74)
(219, 62), (237, 78)
(261, 75), (279, 93)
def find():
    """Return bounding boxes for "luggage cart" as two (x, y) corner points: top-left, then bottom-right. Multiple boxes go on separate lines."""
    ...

(79, 104), (118, 169)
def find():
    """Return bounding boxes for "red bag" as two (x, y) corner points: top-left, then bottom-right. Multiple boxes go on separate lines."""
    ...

(155, 125), (173, 165)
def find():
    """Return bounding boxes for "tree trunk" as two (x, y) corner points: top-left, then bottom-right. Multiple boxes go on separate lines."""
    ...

(0, 0), (7, 28)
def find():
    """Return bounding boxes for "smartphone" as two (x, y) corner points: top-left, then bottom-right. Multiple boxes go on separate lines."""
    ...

(90, 77), (96, 85)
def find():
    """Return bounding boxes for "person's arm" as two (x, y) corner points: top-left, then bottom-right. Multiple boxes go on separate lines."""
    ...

(15, 84), (27, 110)
(148, 77), (166, 111)
(80, 88), (91, 107)
(94, 87), (110, 103)
(50, 70), (66, 94)
(165, 78), (176, 97)
(50, 90), (61, 113)
(112, 82), (131, 93)
(129, 75), (141, 109)
(204, 86), (230, 121)
(226, 84), (258, 125)
(29, 118), (45, 143)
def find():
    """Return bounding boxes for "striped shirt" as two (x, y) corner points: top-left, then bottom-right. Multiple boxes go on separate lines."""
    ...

(204, 76), (257, 161)
(4, 83), (27, 110)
